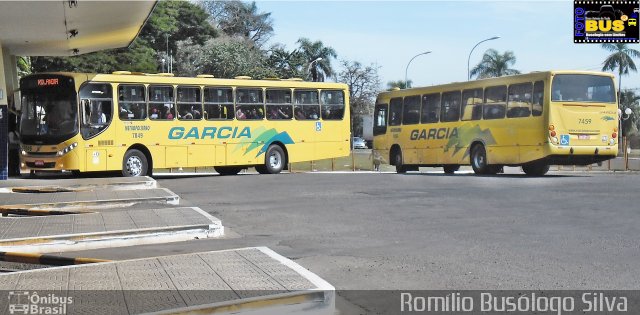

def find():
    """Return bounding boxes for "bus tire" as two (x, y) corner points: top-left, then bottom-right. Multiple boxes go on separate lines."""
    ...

(215, 166), (242, 176)
(522, 163), (550, 176)
(122, 149), (148, 177)
(394, 150), (407, 174)
(443, 165), (460, 174)
(470, 144), (497, 175)
(263, 145), (285, 174)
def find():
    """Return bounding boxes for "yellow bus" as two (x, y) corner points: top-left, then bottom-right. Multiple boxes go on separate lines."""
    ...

(373, 70), (618, 176)
(18, 72), (350, 176)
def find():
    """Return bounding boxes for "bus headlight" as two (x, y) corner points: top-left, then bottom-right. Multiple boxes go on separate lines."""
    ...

(21, 150), (27, 156)
(57, 142), (78, 157)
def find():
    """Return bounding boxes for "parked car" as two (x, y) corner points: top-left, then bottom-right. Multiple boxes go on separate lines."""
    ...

(353, 137), (367, 149)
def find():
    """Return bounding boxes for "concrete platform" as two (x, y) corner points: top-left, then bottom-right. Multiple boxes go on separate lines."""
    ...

(0, 187), (179, 211)
(0, 207), (222, 253)
(0, 247), (334, 315)
(0, 176), (156, 190)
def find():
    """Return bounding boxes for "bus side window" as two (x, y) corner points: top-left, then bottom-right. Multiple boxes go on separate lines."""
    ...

(462, 89), (482, 121)
(177, 86), (202, 120)
(204, 87), (234, 120)
(484, 85), (507, 120)
(507, 83), (533, 118)
(79, 83), (113, 139)
(148, 85), (175, 120)
(294, 90), (320, 120)
(389, 98), (403, 126)
(441, 91), (461, 122)
(320, 90), (345, 120)
(118, 85), (146, 120)
(402, 95), (420, 125)
(421, 93), (440, 123)
(373, 103), (388, 136)
(532, 81), (544, 116)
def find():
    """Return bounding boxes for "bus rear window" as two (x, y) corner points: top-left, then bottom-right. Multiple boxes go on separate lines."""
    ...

(551, 74), (615, 103)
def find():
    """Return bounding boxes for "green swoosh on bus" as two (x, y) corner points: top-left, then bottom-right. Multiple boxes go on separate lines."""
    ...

(445, 123), (497, 159)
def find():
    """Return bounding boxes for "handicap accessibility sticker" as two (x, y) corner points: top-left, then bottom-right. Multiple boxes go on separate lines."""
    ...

(560, 134), (570, 146)
(316, 121), (322, 132)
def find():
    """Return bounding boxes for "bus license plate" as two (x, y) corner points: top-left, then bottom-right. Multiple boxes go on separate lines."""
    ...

(578, 135), (590, 140)
(35, 160), (44, 166)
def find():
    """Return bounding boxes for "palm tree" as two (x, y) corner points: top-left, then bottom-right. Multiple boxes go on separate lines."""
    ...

(470, 49), (520, 79)
(619, 89), (640, 136)
(17, 56), (32, 77)
(296, 38), (337, 82)
(387, 80), (412, 90)
(601, 43), (640, 105)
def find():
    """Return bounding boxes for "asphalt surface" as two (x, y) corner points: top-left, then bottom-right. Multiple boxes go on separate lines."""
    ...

(64, 170), (640, 313)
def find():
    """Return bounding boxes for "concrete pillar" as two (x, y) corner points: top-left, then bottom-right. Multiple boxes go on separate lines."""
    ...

(0, 41), (8, 179)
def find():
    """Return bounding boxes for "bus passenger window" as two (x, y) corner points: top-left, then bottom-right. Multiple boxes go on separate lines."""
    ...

(507, 83), (533, 118)
(462, 89), (482, 121)
(389, 98), (403, 126)
(373, 103), (388, 136)
(421, 93), (440, 123)
(440, 91), (461, 122)
(204, 87), (234, 120)
(484, 86), (507, 120)
(118, 85), (146, 120)
(320, 90), (345, 120)
(402, 96), (420, 125)
(177, 86), (202, 120)
(294, 90), (320, 120)
(148, 85), (175, 120)
(80, 83), (113, 140)
(266, 89), (292, 120)
(532, 81), (544, 116)
(236, 88), (264, 120)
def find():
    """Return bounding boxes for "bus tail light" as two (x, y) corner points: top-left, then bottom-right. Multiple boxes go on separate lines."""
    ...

(551, 137), (559, 144)
(550, 130), (557, 137)
(549, 124), (555, 131)
(612, 132), (617, 139)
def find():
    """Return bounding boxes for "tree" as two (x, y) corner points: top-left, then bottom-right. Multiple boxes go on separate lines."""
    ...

(175, 37), (275, 79)
(296, 38), (337, 82)
(266, 44), (305, 79)
(337, 60), (381, 136)
(470, 49), (520, 79)
(199, 0), (273, 48)
(386, 80), (412, 90)
(601, 43), (640, 106)
(17, 56), (31, 77)
(619, 89), (640, 136)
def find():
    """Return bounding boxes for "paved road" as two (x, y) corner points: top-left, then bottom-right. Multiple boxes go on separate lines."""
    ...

(70, 171), (640, 312)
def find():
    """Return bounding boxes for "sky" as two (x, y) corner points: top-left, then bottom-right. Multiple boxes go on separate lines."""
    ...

(255, 0), (640, 90)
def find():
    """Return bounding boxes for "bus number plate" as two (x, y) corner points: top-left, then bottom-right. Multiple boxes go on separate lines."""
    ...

(35, 160), (44, 166)
(578, 135), (590, 140)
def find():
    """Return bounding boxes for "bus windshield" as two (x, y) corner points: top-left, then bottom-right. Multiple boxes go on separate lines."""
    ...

(20, 78), (78, 145)
(551, 74), (615, 103)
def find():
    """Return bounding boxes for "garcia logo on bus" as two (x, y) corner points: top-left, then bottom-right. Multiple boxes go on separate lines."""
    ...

(410, 127), (459, 140)
(168, 126), (251, 140)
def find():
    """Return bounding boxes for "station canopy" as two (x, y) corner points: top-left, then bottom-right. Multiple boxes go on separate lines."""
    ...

(0, 1), (156, 56)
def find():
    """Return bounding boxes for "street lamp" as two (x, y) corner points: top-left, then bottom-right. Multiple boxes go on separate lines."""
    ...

(161, 58), (165, 73)
(404, 51), (431, 89)
(618, 107), (633, 140)
(467, 36), (500, 81)
(308, 57), (323, 81)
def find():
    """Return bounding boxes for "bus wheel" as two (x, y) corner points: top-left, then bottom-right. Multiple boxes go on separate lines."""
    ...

(263, 145), (285, 174)
(394, 150), (407, 174)
(470, 144), (495, 175)
(443, 165), (460, 174)
(122, 149), (148, 177)
(522, 163), (550, 176)
(215, 166), (242, 175)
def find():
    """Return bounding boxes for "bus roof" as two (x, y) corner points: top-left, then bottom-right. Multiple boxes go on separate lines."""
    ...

(378, 70), (615, 98)
(24, 72), (348, 90)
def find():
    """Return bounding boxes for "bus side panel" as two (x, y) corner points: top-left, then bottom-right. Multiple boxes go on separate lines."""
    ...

(485, 119), (519, 165)
(85, 149), (107, 171)
(314, 120), (349, 161)
(188, 145), (215, 167)
(107, 146), (127, 171)
(166, 146), (187, 168)
(517, 116), (546, 164)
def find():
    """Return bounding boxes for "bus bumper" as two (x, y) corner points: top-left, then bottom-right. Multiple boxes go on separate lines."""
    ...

(20, 145), (82, 172)
(544, 145), (617, 165)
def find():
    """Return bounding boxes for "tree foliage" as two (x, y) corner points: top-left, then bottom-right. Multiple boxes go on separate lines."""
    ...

(386, 80), (412, 90)
(470, 49), (520, 79)
(297, 38), (337, 82)
(337, 60), (381, 135)
(198, 0), (273, 48)
(601, 43), (640, 102)
(620, 89), (640, 136)
(266, 44), (306, 79)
